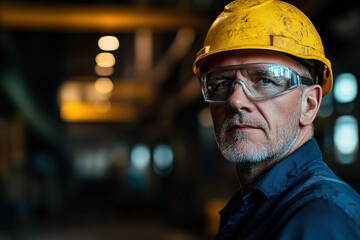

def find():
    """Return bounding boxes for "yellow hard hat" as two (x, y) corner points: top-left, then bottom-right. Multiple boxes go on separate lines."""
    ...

(193, 0), (333, 96)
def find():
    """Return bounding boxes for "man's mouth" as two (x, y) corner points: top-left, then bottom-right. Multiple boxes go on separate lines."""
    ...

(228, 123), (258, 132)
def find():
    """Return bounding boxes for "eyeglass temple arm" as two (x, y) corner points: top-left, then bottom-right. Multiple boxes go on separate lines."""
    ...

(300, 77), (314, 86)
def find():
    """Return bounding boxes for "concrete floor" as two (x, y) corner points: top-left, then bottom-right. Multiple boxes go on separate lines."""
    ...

(1, 218), (203, 240)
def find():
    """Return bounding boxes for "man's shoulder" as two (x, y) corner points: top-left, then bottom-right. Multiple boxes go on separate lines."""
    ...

(270, 178), (360, 239)
(297, 177), (360, 218)
(274, 196), (360, 239)
(277, 174), (360, 228)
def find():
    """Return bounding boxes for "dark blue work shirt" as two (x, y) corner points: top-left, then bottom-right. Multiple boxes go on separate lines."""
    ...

(216, 139), (360, 240)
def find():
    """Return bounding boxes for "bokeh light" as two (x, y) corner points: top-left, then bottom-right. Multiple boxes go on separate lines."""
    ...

(131, 144), (151, 170)
(334, 73), (358, 103)
(153, 144), (173, 175)
(95, 52), (116, 68)
(94, 77), (114, 94)
(94, 65), (114, 77)
(98, 36), (119, 51)
(334, 115), (358, 164)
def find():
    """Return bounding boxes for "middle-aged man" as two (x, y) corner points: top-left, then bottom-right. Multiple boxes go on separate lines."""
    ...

(193, 0), (360, 239)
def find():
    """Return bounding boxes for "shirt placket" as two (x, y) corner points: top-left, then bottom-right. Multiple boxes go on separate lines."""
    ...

(217, 194), (258, 239)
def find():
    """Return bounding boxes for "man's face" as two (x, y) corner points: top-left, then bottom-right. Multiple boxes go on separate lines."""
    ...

(208, 50), (306, 164)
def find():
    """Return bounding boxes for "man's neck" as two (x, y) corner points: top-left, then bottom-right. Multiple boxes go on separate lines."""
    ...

(235, 160), (277, 197)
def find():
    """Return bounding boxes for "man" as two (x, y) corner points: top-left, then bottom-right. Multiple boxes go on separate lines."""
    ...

(193, 0), (360, 239)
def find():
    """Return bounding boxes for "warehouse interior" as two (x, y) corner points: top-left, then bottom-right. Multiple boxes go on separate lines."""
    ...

(1, 0), (360, 239)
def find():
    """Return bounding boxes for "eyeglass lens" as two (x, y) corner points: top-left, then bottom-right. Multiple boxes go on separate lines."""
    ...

(203, 64), (298, 101)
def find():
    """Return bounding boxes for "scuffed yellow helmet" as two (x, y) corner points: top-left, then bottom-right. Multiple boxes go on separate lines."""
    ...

(193, 0), (332, 96)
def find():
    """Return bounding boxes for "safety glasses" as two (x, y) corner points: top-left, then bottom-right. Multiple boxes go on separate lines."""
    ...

(201, 63), (313, 102)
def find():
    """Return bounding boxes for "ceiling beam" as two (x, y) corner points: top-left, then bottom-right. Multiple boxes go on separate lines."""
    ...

(0, 2), (209, 33)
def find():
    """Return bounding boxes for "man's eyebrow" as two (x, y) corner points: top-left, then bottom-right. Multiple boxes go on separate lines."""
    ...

(212, 70), (236, 79)
(240, 68), (267, 77)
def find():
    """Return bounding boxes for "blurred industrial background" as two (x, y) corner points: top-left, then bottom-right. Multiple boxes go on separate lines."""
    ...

(0, 0), (360, 239)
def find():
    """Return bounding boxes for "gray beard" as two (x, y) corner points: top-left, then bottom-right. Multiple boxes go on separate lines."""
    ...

(215, 105), (300, 171)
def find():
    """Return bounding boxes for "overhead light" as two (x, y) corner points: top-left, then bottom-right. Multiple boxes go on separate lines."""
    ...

(334, 115), (358, 164)
(98, 36), (119, 51)
(95, 52), (116, 68)
(153, 144), (173, 175)
(95, 65), (114, 77)
(334, 73), (357, 103)
(131, 144), (151, 170)
(94, 77), (114, 94)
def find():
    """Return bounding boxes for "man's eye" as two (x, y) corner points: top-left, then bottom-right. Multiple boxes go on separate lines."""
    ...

(215, 80), (232, 89)
(258, 78), (275, 85)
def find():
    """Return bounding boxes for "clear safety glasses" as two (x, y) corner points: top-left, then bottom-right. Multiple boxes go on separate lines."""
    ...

(201, 63), (314, 102)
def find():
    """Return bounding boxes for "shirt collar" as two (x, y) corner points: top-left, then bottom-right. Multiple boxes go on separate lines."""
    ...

(252, 138), (322, 199)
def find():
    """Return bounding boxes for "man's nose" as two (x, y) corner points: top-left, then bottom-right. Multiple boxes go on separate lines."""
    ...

(228, 81), (255, 113)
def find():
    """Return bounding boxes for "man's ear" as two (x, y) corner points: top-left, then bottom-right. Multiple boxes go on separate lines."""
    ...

(300, 85), (322, 127)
